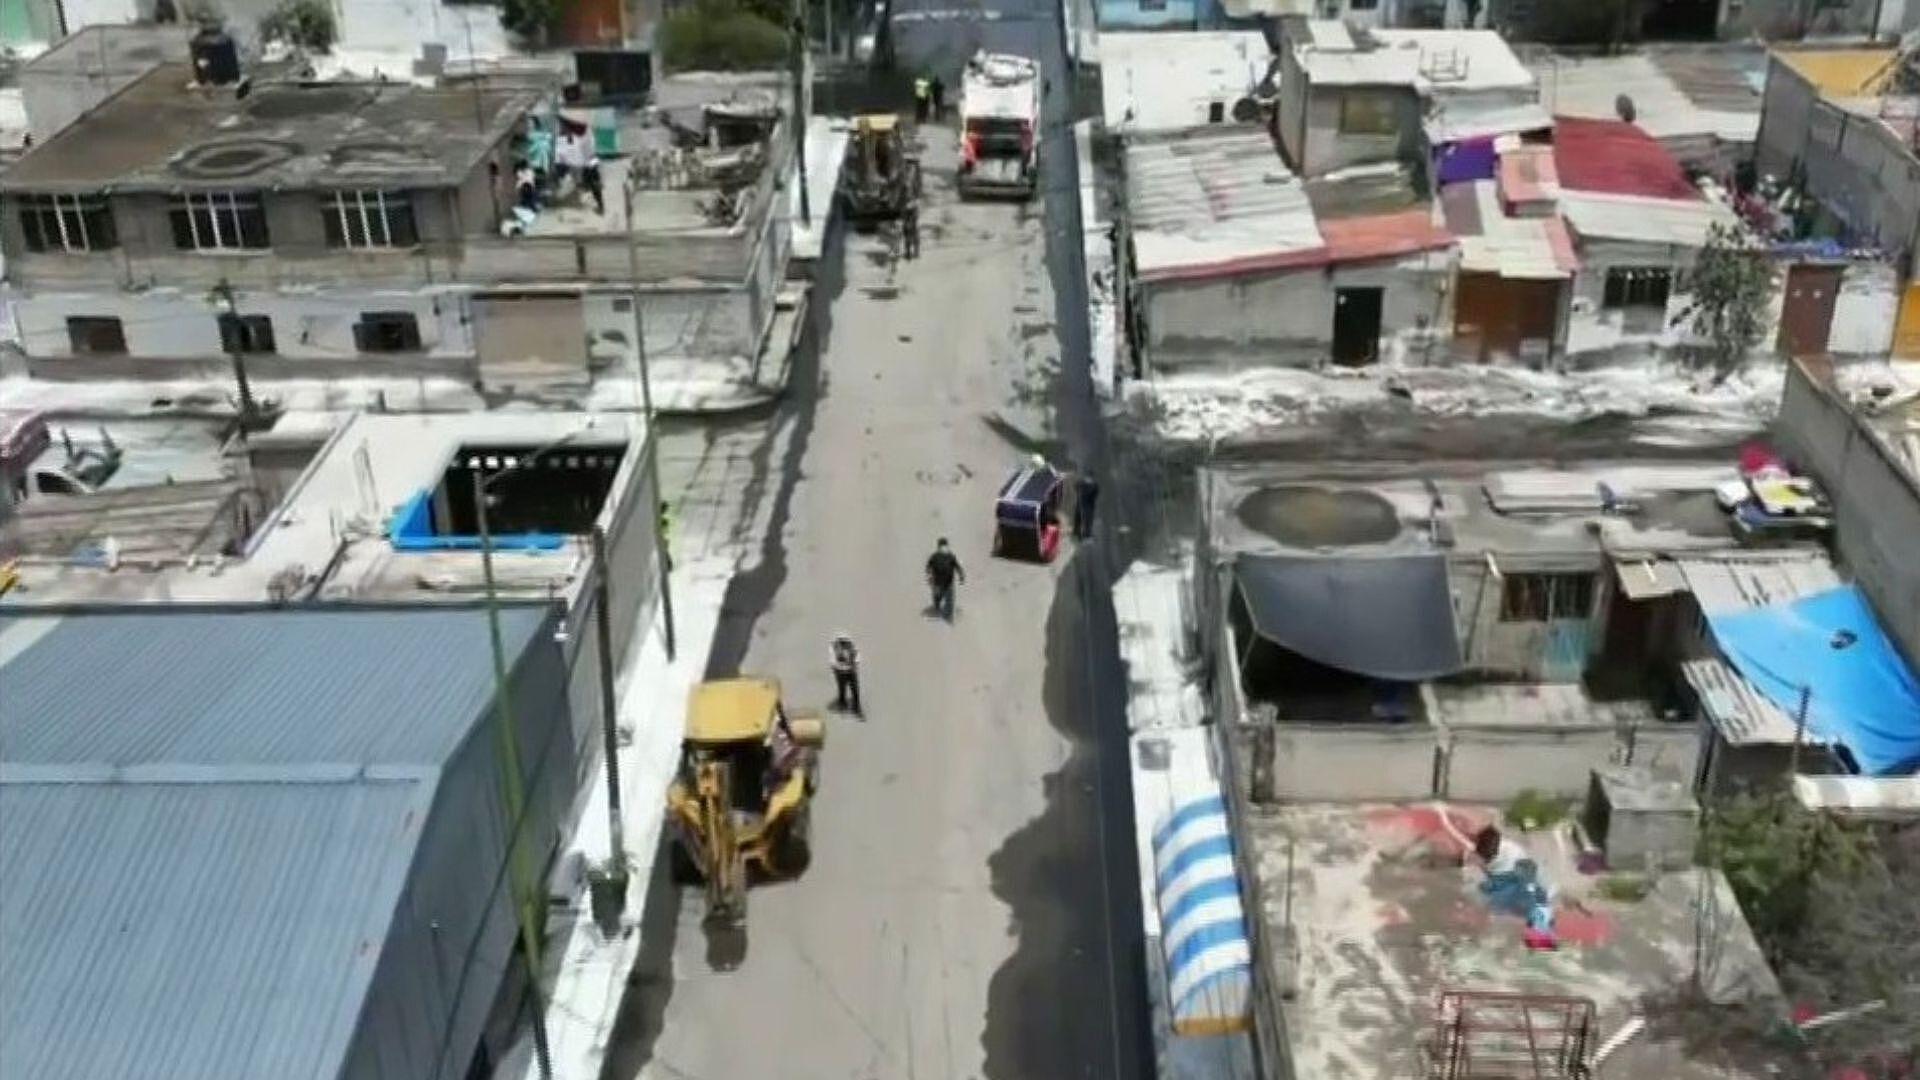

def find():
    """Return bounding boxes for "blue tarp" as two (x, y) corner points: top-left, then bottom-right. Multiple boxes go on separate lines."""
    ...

(1435, 138), (1497, 186)
(1707, 585), (1920, 776)
(387, 489), (566, 552)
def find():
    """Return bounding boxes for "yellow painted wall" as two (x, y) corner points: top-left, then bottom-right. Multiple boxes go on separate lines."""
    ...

(1776, 48), (1899, 96)
(1893, 282), (1920, 358)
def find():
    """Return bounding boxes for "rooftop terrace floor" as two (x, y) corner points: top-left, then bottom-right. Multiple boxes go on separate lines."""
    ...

(1248, 802), (1787, 1080)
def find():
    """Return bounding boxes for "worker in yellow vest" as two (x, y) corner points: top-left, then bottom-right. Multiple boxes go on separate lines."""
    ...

(913, 75), (931, 123)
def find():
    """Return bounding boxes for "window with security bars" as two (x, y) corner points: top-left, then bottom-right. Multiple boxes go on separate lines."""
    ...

(18, 194), (118, 252)
(218, 313), (276, 354)
(1499, 573), (1595, 623)
(169, 192), (270, 251)
(1602, 266), (1673, 310)
(322, 190), (419, 249)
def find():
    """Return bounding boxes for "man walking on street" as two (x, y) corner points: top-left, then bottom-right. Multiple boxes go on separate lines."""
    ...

(1074, 470), (1100, 539)
(902, 201), (921, 260)
(930, 75), (946, 121)
(913, 75), (931, 122)
(830, 634), (862, 716)
(925, 537), (964, 621)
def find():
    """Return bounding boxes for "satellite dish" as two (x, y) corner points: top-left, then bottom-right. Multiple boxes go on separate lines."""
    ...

(1231, 97), (1262, 123)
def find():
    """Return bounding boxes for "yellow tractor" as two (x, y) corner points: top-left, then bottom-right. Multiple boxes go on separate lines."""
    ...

(666, 677), (824, 930)
(841, 113), (922, 222)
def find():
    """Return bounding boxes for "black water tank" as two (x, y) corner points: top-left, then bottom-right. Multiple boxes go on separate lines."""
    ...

(191, 27), (240, 87)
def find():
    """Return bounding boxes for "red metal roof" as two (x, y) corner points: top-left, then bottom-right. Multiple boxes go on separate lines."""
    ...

(1319, 209), (1454, 265)
(1551, 116), (1700, 202)
(1138, 210), (1453, 285)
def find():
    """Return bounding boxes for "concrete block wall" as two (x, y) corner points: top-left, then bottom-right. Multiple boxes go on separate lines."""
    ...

(1776, 359), (1920, 667)
(12, 285), (476, 375)
(1143, 256), (1454, 372)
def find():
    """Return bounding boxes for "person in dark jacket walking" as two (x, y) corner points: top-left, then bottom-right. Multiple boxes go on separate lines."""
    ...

(901, 201), (921, 260)
(925, 537), (964, 621)
(1074, 471), (1100, 539)
(930, 75), (946, 121)
(829, 634), (861, 716)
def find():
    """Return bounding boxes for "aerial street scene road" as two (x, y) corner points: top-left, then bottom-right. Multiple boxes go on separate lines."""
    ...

(2, 0), (1920, 1078)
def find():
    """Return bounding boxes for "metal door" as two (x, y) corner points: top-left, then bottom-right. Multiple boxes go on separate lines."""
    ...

(1777, 263), (1842, 358)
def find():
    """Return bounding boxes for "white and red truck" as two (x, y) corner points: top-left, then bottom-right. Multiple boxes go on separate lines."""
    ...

(957, 51), (1040, 200)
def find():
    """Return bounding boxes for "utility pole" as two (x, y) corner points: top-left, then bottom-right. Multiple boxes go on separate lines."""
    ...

(587, 526), (630, 929)
(622, 180), (678, 659)
(790, 2), (811, 228)
(472, 470), (555, 1080)
(210, 278), (261, 431)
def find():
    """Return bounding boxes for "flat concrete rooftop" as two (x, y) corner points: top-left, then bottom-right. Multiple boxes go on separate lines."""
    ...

(3, 410), (641, 606)
(1, 63), (534, 193)
(1206, 460), (1745, 562)
(1248, 803), (1786, 1079)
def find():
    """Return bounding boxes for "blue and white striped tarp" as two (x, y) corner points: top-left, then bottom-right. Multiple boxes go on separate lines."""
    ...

(1152, 794), (1252, 1037)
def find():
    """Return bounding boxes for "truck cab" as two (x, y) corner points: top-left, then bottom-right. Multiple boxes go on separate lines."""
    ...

(958, 52), (1039, 199)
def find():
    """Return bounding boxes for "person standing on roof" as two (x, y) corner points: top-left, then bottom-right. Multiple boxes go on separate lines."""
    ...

(913, 75), (931, 122)
(925, 537), (964, 622)
(829, 634), (862, 716)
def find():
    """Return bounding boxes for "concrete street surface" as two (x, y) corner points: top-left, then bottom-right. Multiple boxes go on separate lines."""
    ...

(604, 3), (1152, 1073)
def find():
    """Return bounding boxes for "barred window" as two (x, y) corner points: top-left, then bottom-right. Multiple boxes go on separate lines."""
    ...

(169, 192), (270, 251)
(322, 190), (418, 249)
(18, 194), (118, 253)
(1602, 267), (1673, 310)
(1499, 573), (1595, 623)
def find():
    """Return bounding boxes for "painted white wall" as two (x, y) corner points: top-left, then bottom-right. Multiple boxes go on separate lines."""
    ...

(13, 287), (474, 361)
(335, 0), (510, 59)
(61, 0), (141, 29)
(1145, 253), (1453, 371)
(1830, 261), (1900, 357)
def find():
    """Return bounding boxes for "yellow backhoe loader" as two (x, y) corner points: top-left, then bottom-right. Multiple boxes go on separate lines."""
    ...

(666, 677), (824, 930)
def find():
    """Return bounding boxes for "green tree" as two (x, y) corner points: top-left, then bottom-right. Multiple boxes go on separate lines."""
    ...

(1704, 791), (1917, 1065)
(1683, 222), (1775, 383)
(502, 0), (557, 43)
(258, 0), (336, 51)
(657, 0), (789, 73)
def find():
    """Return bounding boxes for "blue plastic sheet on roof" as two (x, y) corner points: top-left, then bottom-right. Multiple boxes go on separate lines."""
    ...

(1706, 585), (1920, 776)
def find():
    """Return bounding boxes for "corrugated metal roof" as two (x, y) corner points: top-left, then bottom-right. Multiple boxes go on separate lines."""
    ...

(1424, 98), (1552, 144)
(1677, 555), (1841, 613)
(0, 606), (549, 766)
(1534, 52), (1759, 147)
(1676, 554), (1843, 747)
(1682, 656), (1811, 747)
(1559, 190), (1738, 247)
(1099, 31), (1271, 135)
(1553, 116), (1701, 201)
(0, 606), (558, 1079)
(0, 778), (430, 1080)
(1126, 129), (1324, 282)
(1447, 180), (1577, 279)
(1318, 208), (1453, 264)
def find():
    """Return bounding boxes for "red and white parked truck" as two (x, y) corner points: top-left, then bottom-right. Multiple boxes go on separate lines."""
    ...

(957, 51), (1040, 200)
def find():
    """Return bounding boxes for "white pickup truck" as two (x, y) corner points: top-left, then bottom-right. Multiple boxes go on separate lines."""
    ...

(957, 51), (1039, 199)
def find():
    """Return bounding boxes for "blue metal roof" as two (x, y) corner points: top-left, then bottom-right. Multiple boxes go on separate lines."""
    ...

(0, 778), (431, 1080)
(0, 605), (548, 766)
(0, 605), (558, 1080)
